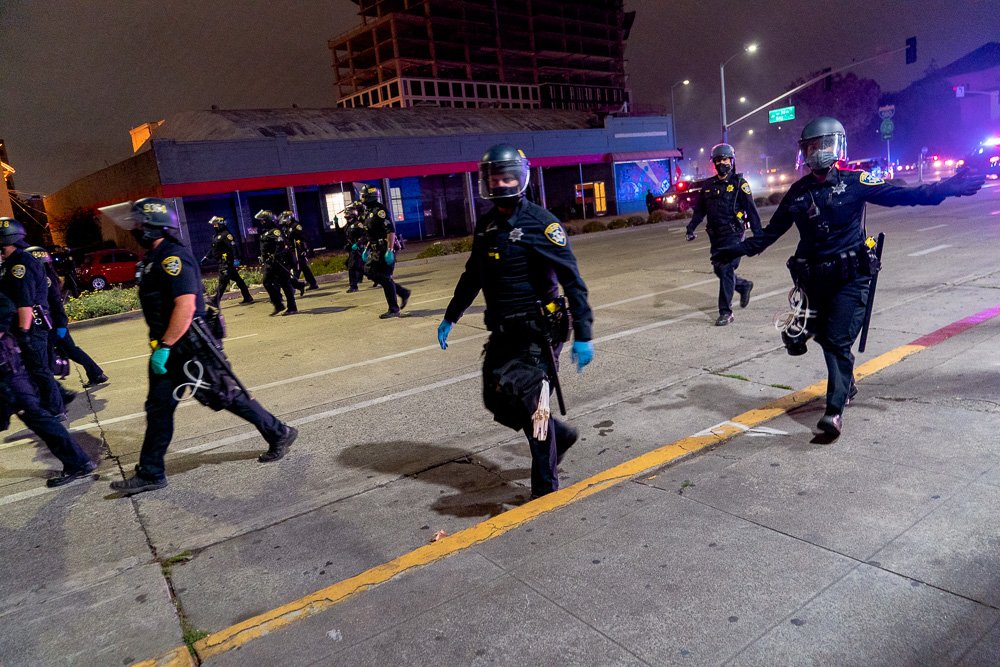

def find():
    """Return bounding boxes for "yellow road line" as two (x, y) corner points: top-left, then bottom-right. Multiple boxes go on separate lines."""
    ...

(147, 341), (935, 664)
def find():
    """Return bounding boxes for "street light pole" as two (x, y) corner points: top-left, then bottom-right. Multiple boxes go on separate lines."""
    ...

(670, 79), (689, 152)
(720, 43), (757, 143)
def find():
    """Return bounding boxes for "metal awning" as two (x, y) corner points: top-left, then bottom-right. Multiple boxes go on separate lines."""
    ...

(610, 149), (682, 162)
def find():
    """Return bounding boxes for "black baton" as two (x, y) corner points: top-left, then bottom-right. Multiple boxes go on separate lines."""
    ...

(189, 318), (251, 397)
(536, 302), (567, 416)
(858, 232), (885, 354)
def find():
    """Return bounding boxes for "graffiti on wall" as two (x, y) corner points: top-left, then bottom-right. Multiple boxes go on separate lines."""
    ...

(614, 159), (673, 203)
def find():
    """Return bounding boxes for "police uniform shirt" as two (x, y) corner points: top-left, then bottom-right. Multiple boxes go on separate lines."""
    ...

(743, 168), (948, 259)
(138, 240), (206, 342)
(445, 198), (594, 341)
(347, 219), (367, 246)
(0, 247), (48, 311)
(0, 291), (17, 335)
(687, 171), (762, 240)
(259, 228), (286, 260)
(210, 230), (238, 265)
(363, 203), (393, 243)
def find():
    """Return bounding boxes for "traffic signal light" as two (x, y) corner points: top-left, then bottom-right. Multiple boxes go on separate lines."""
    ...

(905, 37), (917, 64)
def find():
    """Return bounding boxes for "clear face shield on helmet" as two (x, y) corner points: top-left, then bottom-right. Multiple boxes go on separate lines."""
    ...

(796, 133), (848, 171)
(478, 160), (530, 200)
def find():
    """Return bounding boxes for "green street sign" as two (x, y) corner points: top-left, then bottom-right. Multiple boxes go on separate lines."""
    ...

(880, 118), (894, 141)
(769, 106), (795, 123)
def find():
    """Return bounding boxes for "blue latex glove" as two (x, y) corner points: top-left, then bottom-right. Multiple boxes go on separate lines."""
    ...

(361, 249), (371, 262)
(570, 341), (594, 373)
(385, 250), (395, 265)
(150, 346), (170, 375)
(437, 320), (454, 350)
(56, 327), (68, 339)
(351, 243), (358, 251)
(233, 259), (240, 267)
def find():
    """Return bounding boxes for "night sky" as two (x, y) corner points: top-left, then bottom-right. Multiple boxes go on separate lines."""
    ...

(1, 0), (995, 195)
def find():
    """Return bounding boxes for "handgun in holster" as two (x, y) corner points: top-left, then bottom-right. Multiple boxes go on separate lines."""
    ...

(31, 305), (53, 330)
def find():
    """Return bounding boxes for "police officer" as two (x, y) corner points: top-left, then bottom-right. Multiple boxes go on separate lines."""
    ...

(686, 143), (761, 326)
(437, 144), (595, 499)
(344, 203), (367, 293)
(26, 246), (108, 388)
(204, 216), (253, 306)
(0, 218), (69, 418)
(360, 185), (411, 318)
(55, 247), (81, 299)
(109, 198), (298, 495)
(714, 117), (985, 437)
(278, 211), (319, 291)
(0, 292), (98, 486)
(254, 210), (299, 316)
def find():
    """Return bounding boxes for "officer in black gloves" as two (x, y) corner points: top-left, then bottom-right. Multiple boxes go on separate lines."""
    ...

(438, 144), (595, 499)
(713, 117), (985, 437)
(110, 198), (297, 496)
(344, 204), (367, 293)
(255, 210), (300, 316)
(0, 291), (97, 487)
(0, 218), (69, 418)
(278, 211), (319, 291)
(360, 186), (411, 318)
(205, 216), (253, 306)
(686, 143), (761, 326)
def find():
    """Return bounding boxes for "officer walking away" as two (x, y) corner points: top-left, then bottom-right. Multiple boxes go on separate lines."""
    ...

(645, 188), (656, 214)
(0, 218), (69, 418)
(278, 211), (319, 291)
(110, 199), (298, 495)
(437, 144), (595, 500)
(55, 247), (81, 299)
(27, 246), (108, 388)
(713, 117), (984, 437)
(686, 143), (761, 326)
(360, 185), (411, 318)
(344, 203), (367, 293)
(254, 210), (299, 316)
(204, 216), (253, 306)
(0, 292), (98, 486)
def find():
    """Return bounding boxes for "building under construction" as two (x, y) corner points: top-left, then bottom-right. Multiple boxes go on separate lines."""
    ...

(329, 0), (634, 111)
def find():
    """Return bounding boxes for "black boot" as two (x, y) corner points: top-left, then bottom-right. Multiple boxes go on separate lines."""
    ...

(739, 281), (753, 308)
(110, 474), (168, 496)
(47, 460), (98, 488)
(715, 314), (734, 326)
(553, 420), (579, 465)
(259, 425), (298, 463)
(817, 413), (843, 437)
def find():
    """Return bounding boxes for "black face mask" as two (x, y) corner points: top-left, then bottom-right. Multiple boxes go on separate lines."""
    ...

(714, 162), (732, 177)
(494, 195), (522, 210)
(131, 226), (164, 249)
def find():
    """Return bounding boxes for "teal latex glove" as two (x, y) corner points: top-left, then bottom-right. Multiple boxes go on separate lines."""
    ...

(56, 327), (68, 338)
(437, 320), (454, 350)
(570, 341), (594, 373)
(385, 250), (395, 265)
(351, 243), (358, 251)
(150, 346), (170, 375)
(362, 249), (371, 262)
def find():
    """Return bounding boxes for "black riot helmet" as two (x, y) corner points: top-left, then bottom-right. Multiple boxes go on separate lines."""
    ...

(0, 217), (27, 246)
(710, 143), (736, 176)
(797, 116), (847, 172)
(478, 143), (530, 201)
(278, 210), (295, 226)
(130, 198), (179, 249)
(25, 245), (53, 265)
(254, 209), (277, 229)
(209, 216), (228, 230)
(361, 185), (380, 204)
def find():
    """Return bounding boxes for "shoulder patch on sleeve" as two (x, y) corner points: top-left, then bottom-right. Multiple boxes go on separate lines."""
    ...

(378, 209), (386, 219)
(226, 234), (233, 241)
(11, 265), (25, 279)
(544, 223), (567, 247)
(161, 256), (182, 276)
(860, 171), (885, 186)
(741, 182), (752, 195)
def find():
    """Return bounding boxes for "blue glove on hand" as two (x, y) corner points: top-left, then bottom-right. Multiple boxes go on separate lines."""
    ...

(437, 320), (454, 350)
(571, 341), (594, 373)
(233, 259), (240, 267)
(351, 243), (358, 251)
(56, 327), (68, 339)
(362, 249), (371, 262)
(150, 346), (171, 375)
(385, 250), (395, 265)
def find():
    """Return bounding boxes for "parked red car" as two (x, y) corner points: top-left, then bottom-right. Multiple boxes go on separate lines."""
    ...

(76, 249), (140, 291)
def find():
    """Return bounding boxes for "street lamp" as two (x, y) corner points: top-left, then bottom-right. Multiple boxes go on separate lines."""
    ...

(739, 96), (747, 103)
(720, 43), (757, 142)
(669, 79), (690, 152)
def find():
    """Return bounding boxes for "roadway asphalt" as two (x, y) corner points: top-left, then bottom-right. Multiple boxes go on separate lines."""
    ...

(1, 185), (999, 665)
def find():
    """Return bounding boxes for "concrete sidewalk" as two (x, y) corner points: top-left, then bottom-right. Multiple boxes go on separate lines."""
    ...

(182, 304), (1000, 665)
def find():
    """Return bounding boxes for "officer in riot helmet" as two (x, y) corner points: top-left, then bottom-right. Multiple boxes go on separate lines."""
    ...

(109, 198), (297, 495)
(359, 185), (411, 318)
(204, 216), (253, 306)
(0, 218), (71, 418)
(254, 210), (300, 315)
(713, 116), (985, 438)
(438, 144), (595, 499)
(26, 245), (108, 388)
(686, 143), (761, 326)
(278, 211), (318, 291)
(344, 203), (367, 293)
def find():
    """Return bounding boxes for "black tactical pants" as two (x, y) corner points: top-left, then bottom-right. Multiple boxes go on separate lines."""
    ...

(6, 370), (91, 471)
(17, 329), (64, 416)
(803, 274), (870, 416)
(262, 262), (297, 311)
(136, 361), (286, 481)
(214, 265), (253, 305)
(712, 256), (751, 318)
(292, 252), (318, 289)
(368, 258), (410, 313)
(55, 331), (104, 383)
(347, 250), (365, 289)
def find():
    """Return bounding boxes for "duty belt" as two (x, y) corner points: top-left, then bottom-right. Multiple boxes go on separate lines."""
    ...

(788, 244), (878, 283)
